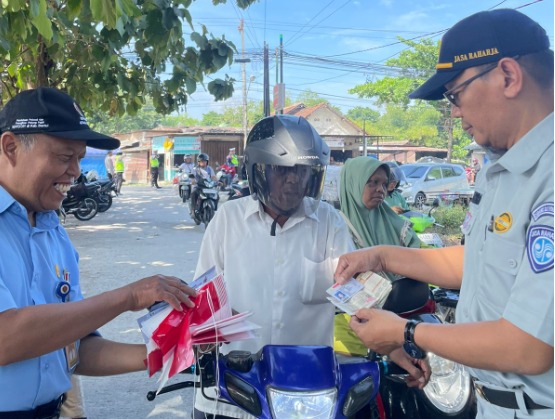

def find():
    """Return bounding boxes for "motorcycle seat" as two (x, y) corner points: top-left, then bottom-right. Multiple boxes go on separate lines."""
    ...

(382, 277), (430, 314)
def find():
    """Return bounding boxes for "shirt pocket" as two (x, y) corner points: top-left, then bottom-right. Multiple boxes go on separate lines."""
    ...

(298, 257), (335, 305)
(479, 233), (524, 309)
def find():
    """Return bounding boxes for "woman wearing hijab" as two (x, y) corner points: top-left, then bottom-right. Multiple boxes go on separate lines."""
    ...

(335, 157), (422, 356)
(339, 157), (421, 258)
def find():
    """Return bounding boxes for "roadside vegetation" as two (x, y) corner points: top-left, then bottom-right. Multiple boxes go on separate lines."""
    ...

(426, 204), (468, 246)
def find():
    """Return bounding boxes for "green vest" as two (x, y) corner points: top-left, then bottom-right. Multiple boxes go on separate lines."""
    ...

(115, 157), (124, 172)
(150, 157), (160, 168)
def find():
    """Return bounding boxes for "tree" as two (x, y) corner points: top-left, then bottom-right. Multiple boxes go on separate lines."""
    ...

(346, 107), (380, 125)
(87, 103), (200, 135)
(349, 38), (438, 109)
(296, 89), (329, 108)
(349, 38), (471, 160)
(0, 0), (257, 115)
(201, 100), (265, 128)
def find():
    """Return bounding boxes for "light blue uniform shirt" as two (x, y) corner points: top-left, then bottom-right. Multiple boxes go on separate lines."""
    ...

(0, 186), (83, 410)
(459, 114), (554, 417)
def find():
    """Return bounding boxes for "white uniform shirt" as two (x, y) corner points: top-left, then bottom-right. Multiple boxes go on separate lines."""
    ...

(194, 196), (355, 418)
(459, 113), (554, 416)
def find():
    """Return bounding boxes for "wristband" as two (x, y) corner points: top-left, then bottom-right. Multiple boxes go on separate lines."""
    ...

(403, 319), (426, 359)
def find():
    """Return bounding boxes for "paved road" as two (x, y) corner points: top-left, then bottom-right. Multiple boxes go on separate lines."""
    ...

(64, 184), (219, 418)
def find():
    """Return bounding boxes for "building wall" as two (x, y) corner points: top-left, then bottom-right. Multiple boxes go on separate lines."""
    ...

(121, 150), (149, 184)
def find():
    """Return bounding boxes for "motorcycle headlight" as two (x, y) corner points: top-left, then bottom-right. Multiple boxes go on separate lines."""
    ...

(268, 387), (337, 419)
(423, 352), (472, 414)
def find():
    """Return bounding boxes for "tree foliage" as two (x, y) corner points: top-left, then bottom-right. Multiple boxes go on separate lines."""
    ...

(87, 103), (200, 135)
(349, 38), (472, 160)
(0, 0), (257, 115)
(349, 38), (438, 109)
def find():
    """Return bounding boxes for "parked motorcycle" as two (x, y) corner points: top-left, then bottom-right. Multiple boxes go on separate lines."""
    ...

(89, 178), (117, 212)
(189, 168), (219, 226)
(60, 182), (99, 221)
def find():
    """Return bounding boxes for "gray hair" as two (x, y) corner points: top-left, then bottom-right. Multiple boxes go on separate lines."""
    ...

(17, 134), (38, 151)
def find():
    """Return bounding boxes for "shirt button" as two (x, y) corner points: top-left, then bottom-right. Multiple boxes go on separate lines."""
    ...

(44, 363), (49, 370)
(508, 259), (517, 268)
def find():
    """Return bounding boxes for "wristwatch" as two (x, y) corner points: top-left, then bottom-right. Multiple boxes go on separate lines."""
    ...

(403, 319), (426, 359)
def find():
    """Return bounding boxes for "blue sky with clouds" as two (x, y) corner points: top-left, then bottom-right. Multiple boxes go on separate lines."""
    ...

(182, 0), (554, 119)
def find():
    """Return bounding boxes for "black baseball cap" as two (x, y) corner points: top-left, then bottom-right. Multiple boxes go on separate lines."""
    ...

(410, 9), (551, 100)
(0, 87), (120, 150)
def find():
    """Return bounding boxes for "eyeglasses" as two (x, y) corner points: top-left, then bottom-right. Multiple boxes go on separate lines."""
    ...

(443, 56), (522, 107)
(443, 63), (498, 107)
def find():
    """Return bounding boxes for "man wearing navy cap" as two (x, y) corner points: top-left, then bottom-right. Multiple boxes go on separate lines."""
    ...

(334, 9), (553, 418)
(0, 87), (197, 417)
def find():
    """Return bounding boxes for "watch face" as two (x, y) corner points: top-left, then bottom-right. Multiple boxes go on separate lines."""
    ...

(403, 342), (426, 359)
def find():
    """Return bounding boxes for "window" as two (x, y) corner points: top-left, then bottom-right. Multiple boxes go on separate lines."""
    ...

(441, 166), (456, 178)
(427, 167), (442, 181)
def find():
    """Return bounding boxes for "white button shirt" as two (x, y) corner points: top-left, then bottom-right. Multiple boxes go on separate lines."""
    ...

(194, 196), (354, 418)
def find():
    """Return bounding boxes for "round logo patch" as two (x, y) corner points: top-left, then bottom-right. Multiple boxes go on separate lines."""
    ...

(494, 212), (512, 233)
(526, 225), (554, 273)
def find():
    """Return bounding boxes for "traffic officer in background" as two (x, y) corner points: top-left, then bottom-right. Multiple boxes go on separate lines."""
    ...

(150, 151), (161, 189)
(334, 9), (553, 418)
(114, 151), (125, 194)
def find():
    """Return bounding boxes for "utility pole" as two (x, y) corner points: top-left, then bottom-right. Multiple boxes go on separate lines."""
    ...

(362, 119), (367, 156)
(236, 20), (251, 150)
(263, 42), (270, 117)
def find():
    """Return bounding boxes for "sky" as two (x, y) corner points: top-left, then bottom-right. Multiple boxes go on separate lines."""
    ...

(181, 0), (554, 120)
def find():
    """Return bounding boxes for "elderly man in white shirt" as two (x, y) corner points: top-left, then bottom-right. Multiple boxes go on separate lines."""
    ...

(193, 115), (354, 419)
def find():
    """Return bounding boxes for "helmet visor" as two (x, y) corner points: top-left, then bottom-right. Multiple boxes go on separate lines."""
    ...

(255, 164), (326, 216)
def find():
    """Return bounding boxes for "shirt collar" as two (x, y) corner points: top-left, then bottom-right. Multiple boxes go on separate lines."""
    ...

(488, 113), (554, 175)
(0, 186), (60, 230)
(242, 196), (320, 223)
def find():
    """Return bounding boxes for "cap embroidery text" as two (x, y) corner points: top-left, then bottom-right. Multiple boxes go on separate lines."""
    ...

(454, 48), (500, 63)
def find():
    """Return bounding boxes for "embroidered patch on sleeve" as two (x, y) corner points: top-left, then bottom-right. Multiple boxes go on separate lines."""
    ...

(531, 202), (554, 221)
(526, 225), (554, 273)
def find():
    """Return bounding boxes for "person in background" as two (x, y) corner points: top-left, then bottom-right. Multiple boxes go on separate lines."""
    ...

(104, 150), (114, 180)
(192, 115), (428, 419)
(339, 157), (421, 266)
(114, 151), (124, 194)
(0, 87), (197, 416)
(384, 165), (410, 214)
(335, 9), (553, 418)
(189, 153), (215, 218)
(470, 157), (481, 185)
(179, 154), (195, 175)
(226, 147), (238, 168)
(150, 151), (161, 189)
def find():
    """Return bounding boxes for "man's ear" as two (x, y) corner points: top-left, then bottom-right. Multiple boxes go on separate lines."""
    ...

(0, 132), (20, 166)
(499, 57), (524, 99)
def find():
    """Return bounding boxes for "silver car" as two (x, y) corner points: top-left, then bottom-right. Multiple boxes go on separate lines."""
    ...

(399, 163), (470, 207)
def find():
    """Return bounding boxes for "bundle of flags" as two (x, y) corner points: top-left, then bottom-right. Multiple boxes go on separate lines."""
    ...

(138, 268), (260, 391)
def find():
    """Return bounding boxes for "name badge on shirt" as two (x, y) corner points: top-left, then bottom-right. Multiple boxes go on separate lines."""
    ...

(55, 267), (80, 371)
(65, 342), (79, 372)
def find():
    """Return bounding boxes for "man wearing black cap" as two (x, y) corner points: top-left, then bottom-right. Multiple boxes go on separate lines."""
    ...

(0, 87), (197, 416)
(334, 9), (553, 418)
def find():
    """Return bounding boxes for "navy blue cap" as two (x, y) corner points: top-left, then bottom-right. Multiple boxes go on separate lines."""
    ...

(410, 9), (551, 100)
(0, 87), (120, 150)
